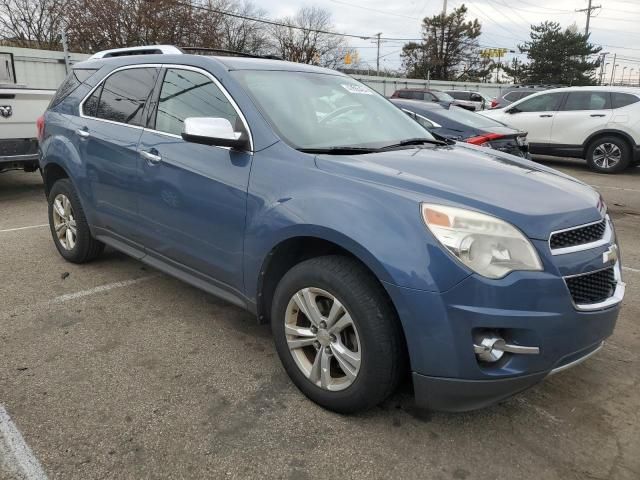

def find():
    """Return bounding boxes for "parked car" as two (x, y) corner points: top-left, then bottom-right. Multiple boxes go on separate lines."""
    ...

(39, 46), (623, 413)
(443, 90), (490, 111)
(1, 52), (54, 173)
(481, 86), (640, 173)
(391, 98), (530, 158)
(390, 88), (454, 106)
(490, 86), (559, 109)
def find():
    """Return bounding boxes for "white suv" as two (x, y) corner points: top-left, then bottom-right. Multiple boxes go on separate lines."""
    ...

(480, 86), (640, 173)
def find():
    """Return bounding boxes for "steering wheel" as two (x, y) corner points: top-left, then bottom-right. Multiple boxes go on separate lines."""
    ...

(319, 104), (366, 125)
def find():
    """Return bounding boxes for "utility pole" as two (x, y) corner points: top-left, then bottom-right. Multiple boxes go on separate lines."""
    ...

(598, 52), (608, 85)
(442, 0), (447, 15)
(576, 0), (601, 37)
(60, 29), (70, 74)
(375, 32), (382, 76)
(610, 53), (617, 85)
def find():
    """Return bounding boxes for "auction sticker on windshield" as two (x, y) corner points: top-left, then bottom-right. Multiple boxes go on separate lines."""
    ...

(342, 84), (374, 95)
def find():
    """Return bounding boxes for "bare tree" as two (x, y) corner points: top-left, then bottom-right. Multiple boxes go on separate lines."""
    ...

(212, 0), (268, 53)
(0, 0), (68, 49)
(269, 7), (347, 67)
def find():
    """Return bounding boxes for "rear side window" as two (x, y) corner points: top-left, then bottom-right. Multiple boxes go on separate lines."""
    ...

(90, 67), (159, 126)
(612, 92), (639, 109)
(154, 68), (238, 136)
(563, 91), (611, 111)
(397, 90), (411, 99)
(49, 68), (98, 108)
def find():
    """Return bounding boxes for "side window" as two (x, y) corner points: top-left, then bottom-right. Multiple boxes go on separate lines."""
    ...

(563, 91), (611, 111)
(154, 68), (239, 137)
(612, 92), (639, 109)
(83, 84), (102, 117)
(397, 90), (410, 99)
(50, 68), (98, 109)
(94, 67), (159, 126)
(515, 92), (563, 112)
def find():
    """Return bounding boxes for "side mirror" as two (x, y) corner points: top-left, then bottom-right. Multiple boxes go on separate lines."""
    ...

(506, 107), (520, 114)
(181, 117), (249, 150)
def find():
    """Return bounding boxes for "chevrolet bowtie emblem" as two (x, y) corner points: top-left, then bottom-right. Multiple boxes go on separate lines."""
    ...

(0, 105), (12, 118)
(603, 244), (619, 265)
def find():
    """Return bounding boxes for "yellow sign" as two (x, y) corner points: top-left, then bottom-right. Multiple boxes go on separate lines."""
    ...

(480, 48), (508, 58)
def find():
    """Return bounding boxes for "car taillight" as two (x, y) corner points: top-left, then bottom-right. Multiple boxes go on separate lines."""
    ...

(36, 115), (45, 142)
(490, 99), (498, 109)
(465, 133), (504, 146)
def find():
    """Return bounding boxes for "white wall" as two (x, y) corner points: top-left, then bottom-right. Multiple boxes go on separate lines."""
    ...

(350, 75), (513, 98)
(0, 46), (90, 90)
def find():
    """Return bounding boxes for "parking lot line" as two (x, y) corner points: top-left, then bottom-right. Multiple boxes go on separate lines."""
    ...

(0, 405), (48, 480)
(623, 266), (640, 274)
(50, 275), (160, 304)
(590, 184), (640, 194)
(0, 224), (49, 234)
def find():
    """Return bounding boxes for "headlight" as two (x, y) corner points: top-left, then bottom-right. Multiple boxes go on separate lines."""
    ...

(421, 203), (543, 279)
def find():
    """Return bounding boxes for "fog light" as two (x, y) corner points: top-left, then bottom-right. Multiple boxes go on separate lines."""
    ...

(473, 333), (540, 363)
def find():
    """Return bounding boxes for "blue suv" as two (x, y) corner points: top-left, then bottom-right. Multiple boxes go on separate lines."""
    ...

(39, 47), (624, 413)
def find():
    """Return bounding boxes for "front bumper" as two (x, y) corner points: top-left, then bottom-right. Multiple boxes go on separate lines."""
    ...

(413, 341), (604, 412)
(383, 239), (622, 412)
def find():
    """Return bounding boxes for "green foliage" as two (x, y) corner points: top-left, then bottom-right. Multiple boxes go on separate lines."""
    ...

(401, 5), (482, 81)
(518, 21), (601, 86)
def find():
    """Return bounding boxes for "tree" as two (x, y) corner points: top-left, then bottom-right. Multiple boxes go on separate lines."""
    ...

(502, 57), (525, 84)
(517, 21), (601, 85)
(401, 5), (481, 80)
(214, 0), (269, 54)
(0, 0), (68, 49)
(269, 7), (347, 67)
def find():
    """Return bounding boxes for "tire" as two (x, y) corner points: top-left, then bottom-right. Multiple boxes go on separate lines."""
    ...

(271, 255), (406, 413)
(586, 136), (632, 174)
(47, 178), (104, 263)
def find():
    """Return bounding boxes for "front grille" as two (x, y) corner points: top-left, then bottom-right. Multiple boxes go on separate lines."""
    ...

(550, 219), (606, 250)
(565, 267), (616, 305)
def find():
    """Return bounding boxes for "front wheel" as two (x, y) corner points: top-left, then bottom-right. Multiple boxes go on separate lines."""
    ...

(271, 256), (406, 413)
(586, 136), (632, 173)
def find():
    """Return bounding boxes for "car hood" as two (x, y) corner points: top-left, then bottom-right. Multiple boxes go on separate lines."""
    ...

(314, 143), (602, 240)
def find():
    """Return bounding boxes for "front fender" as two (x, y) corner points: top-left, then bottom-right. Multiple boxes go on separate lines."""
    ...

(243, 144), (470, 303)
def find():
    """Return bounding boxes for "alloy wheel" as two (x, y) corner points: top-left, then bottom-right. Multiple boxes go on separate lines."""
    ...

(593, 143), (622, 169)
(52, 193), (77, 250)
(284, 287), (361, 391)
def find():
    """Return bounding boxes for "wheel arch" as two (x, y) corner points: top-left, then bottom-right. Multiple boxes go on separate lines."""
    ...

(583, 129), (636, 155)
(42, 162), (71, 197)
(255, 231), (395, 326)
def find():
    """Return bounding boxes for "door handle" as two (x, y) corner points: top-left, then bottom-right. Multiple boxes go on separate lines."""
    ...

(141, 150), (162, 164)
(76, 129), (90, 138)
(539, 114), (553, 118)
(590, 114), (606, 117)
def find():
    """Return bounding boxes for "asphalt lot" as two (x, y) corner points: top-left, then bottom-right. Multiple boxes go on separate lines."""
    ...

(1, 159), (639, 480)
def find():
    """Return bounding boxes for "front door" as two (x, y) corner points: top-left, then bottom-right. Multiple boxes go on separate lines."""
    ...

(500, 91), (565, 148)
(550, 91), (613, 147)
(137, 67), (252, 292)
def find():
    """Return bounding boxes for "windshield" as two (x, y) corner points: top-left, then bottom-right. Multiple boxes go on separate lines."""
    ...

(231, 70), (435, 150)
(433, 106), (506, 129)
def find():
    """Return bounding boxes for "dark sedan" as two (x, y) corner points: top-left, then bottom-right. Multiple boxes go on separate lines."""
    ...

(391, 98), (530, 158)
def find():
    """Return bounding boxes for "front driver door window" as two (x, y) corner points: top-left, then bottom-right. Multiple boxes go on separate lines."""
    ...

(137, 67), (252, 291)
(505, 92), (564, 145)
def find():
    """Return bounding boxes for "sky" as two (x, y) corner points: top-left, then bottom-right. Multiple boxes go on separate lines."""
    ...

(260, 0), (640, 83)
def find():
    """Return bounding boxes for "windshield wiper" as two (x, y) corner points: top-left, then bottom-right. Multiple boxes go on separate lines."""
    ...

(297, 146), (378, 155)
(378, 137), (447, 150)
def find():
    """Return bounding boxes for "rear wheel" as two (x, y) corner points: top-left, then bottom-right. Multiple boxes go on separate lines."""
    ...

(271, 255), (406, 413)
(48, 178), (104, 263)
(586, 136), (631, 173)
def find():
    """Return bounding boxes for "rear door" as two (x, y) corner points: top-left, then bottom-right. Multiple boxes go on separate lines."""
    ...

(550, 91), (613, 147)
(136, 66), (252, 292)
(498, 92), (565, 148)
(68, 66), (160, 246)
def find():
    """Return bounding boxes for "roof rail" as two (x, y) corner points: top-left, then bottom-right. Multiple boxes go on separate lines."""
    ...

(89, 45), (183, 60)
(180, 47), (282, 60)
